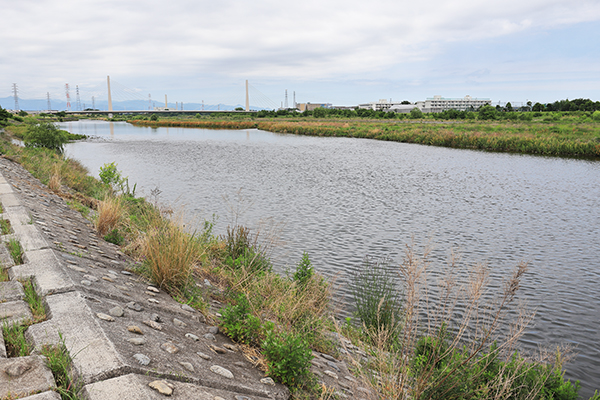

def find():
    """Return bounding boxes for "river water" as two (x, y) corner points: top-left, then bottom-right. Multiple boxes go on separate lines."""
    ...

(61, 120), (600, 396)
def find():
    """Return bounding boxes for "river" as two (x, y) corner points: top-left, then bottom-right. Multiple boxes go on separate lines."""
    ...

(61, 120), (600, 397)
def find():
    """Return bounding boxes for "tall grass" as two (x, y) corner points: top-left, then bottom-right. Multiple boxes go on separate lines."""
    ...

(344, 244), (587, 399)
(139, 213), (201, 293)
(95, 196), (125, 236)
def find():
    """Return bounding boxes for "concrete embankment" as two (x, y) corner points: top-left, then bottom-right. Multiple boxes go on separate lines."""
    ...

(0, 156), (363, 400)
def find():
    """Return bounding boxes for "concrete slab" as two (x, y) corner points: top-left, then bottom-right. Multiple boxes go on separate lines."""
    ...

(10, 249), (74, 296)
(84, 373), (276, 400)
(0, 355), (56, 399)
(0, 192), (21, 208)
(13, 224), (49, 252)
(0, 300), (33, 326)
(20, 391), (62, 400)
(27, 291), (128, 384)
(4, 206), (31, 226)
(0, 183), (13, 195)
(0, 326), (6, 358)
(0, 280), (25, 302)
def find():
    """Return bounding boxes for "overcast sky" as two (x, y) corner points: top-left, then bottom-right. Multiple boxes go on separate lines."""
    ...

(1, 0), (599, 108)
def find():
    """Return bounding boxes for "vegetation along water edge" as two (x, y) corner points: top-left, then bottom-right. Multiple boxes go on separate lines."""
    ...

(1, 109), (599, 399)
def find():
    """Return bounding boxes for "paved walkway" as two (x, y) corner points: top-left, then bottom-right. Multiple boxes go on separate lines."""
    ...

(0, 155), (364, 399)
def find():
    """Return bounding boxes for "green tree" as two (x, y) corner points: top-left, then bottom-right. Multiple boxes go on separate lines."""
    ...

(23, 122), (69, 153)
(478, 104), (497, 120)
(505, 102), (513, 112)
(409, 107), (424, 119)
(312, 107), (327, 118)
(532, 102), (545, 112)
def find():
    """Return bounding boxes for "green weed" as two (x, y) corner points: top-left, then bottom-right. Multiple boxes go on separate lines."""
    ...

(0, 218), (11, 235)
(7, 238), (24, 265)
(2, 323), (31, 357)
(21, 279), (46, 323)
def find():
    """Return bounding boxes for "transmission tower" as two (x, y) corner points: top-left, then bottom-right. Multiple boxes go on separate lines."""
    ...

(76, 85), (81, 111)
(284, 89), (288, 109)
(47, 92), (51, 111)
(12, 83), (19, 111)
(65, 84), (71, 111)
(92, 96), (95, 110)
(293, 91), (296, 109)
(148, 94), (151, 110)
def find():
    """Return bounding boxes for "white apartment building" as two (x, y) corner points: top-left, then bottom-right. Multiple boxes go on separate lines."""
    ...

(415, 95), (491, 113)
(358, 99), (406, 111)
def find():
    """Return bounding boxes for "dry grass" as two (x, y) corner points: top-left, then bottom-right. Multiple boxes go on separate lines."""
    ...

(48, 163), (62, 192)
(340, 242), (572, 400)
(95, 196), (124, 236)
(140, 214), (202, 293)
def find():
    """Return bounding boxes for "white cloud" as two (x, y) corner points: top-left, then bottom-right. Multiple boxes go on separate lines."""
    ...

(1, 0), (599, 103)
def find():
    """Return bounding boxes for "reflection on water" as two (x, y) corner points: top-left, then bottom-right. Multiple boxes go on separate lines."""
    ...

(62, 120), (600, 396)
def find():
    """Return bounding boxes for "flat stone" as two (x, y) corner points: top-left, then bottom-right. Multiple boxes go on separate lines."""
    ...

(321, 353), (337, 362)
(126, 301), (143, 312)
(81, 280), (92, 286)
(173, 318), (187, 328)
(324, 370), (339, 379)
(161, 342), (179, 354)
(223, 343), (238, 351)
(150, 313), (161, 322)
(143, 320), (162, 331)
(108, 306), (124, 317)
(147, 298), (159, 304)
(147, 286), (159, 293)
(196, 352), (212, 360)
(0, 300), (33, 326)
(207, 326), (219, 334)
(185, 333), (200, 341)
(260, 377), (276, 386)
(83, 274), (98, 282)
(327, 360), (340, 371)
(9, 248), (74, 295)
(209, 345), (227, 354)
(5, 358), (33, 377)
(128, 338), (146, 345)
(101, 276), (114, 282)
(133, 354), (150, 366)
(234, 361), (246, 368)
(128, 325), (143, 334)
(96, 313), (115, 322)
(204, 333), (216, 341)
(235, 397), (251, 400)
(121, 270), (132, 275)
(179, 361), (194, 372)
(181, 304), (195, 312)
(149, 379), (173, 395)
(210, 365), (233, 379)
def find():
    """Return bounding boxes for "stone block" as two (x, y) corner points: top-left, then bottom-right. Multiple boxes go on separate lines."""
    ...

(13, 224), (48, 252)
(27, 291), (127, 384)
(0, 192), (21, 208)
(0, 356), (56, 399)
(0, 300), (33, 327)
(10, 249), (74, 295)
(0, 183), (13, 195)
(21, 391), (62, 400)
(0, 280), (25, 302)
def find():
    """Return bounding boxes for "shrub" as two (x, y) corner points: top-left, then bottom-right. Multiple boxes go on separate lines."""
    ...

(262, 329), (313, 387)
(593, 110), (600, 122)
(223, 225), (271, 274)
(409, 107), (424, 119)
(293, 252), (314, 287)
(23, 122), (69, 153)
(219, 293), (267, 346)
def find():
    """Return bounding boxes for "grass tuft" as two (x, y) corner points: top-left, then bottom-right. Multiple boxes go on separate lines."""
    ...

(21, 278), (47, 323)
(7, 238), (24, 265)
(95, 196), (124, 236)
(2, 323), (31, 357)
(41, 341), (84, 400)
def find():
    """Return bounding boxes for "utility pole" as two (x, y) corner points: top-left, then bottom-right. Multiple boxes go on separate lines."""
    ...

(284, 89), (288, 109)
(65, 84), (71, 111)
(76, 85), (81, 111)
(47, 92), (51, 111)
(92, 96), (95, 110)
(12, 83), (19, 111)
(245, 80), (249, 112)
(107, 76), (113, 111)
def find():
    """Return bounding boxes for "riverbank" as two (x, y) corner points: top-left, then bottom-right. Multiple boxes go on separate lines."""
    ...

(1, 125), (598, 399)
(129, 117), (600, 159)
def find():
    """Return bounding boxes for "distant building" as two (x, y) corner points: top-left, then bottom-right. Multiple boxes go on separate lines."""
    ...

(415, 95), (491, 113)
(296, 102), (332, 112)
(358, 99), (406, 112)
(389, 104), (419, 113)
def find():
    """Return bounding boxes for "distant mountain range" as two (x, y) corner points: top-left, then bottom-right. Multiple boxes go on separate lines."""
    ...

(0, 97), (253, 112)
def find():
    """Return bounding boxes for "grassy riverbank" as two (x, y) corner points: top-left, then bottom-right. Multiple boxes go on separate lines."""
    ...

(129, 115), (600, 159)
(1, 117), (598, 399)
